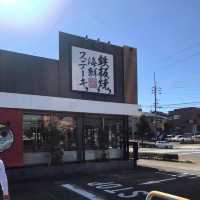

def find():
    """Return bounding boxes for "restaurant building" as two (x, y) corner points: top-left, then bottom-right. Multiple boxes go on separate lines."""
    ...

(0, 32), (140, 167)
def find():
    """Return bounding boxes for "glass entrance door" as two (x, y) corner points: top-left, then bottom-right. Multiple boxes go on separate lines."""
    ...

(83, 117), (124, 161)
(104, 119), (123, 159)
(83, 117), (103, 161)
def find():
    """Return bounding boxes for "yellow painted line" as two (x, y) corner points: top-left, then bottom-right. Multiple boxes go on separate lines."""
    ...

(146, 191), (190, 200)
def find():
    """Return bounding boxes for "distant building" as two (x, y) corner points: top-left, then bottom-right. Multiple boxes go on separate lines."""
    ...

(168, 107), (200, 134)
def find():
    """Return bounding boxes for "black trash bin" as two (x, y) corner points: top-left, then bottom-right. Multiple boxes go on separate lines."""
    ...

(132, 141), (139, 168)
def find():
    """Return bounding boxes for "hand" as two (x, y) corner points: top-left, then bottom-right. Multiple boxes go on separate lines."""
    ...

(3, 194), (10, 200)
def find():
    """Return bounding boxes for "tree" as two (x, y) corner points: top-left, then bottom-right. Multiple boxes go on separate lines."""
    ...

(164, 122), (172, 133)
(136, 115), (151, 143)
(45, 123), (64, 166)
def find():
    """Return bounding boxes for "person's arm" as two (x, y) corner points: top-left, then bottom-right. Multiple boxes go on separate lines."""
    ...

(0, 160), (9, 200)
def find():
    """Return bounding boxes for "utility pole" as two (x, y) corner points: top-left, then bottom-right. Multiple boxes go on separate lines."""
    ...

(153, 72), (157, 115)
(152, 72), (162, 139)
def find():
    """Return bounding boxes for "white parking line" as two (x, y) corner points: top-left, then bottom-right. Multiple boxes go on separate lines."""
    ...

(156, 171), (200, 179)
(177, 173), (190, 178)
(139, 178), (177, 185)
(188, 176), (199, 179)
(62, 184), (104, 200)
(155, 171), (177, 177)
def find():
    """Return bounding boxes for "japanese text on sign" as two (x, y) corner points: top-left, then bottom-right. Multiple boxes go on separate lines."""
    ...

(72, 46), (114, 95)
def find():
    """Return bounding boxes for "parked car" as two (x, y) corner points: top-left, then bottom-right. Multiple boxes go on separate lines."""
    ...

(171, 135), (182, 142)
(192, 135), (200, 142)
(165, 135), (175, 142)
(155, 141), (173, 149)
(179, 136), (193, 143)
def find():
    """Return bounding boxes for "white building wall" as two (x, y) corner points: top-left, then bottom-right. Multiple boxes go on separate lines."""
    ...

(0, 92), (140, 116)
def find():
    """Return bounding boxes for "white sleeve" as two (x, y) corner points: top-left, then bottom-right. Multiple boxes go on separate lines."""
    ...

(0, 160), (9, 195)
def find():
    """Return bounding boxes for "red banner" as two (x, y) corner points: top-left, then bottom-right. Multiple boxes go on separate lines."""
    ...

(0, 108), (23, 167)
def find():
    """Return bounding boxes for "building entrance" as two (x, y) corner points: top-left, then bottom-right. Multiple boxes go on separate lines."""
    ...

(83, 116), (124, 161)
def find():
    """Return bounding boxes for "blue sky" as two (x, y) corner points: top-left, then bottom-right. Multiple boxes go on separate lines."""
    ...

(0, 0), (200, 112)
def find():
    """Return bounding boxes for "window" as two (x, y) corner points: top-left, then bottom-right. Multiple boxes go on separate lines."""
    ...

(83, 117), (124, 150)
(104, 119), (123, 149)
(56, 115), (77, 151)
(173, 115), (180, 120)
(84, 118), (101, 150)
(23, 114), (47, 152)
(23, 113), (77, 152)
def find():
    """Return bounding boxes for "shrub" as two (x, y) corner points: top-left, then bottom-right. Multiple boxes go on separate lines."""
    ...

(139, 152), (178, 161)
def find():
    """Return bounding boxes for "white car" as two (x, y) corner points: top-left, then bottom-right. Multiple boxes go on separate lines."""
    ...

(165, 135), (174, 142)
(192, 135), (200, 141)
(179, 136), (193, 142)
(155, 141), (173, 149)
(171, 135), (182, 142)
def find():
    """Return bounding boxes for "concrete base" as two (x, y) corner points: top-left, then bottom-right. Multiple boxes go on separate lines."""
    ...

(8, 160), (133, 182)
(85, 150), (104, 161)
(23, 151), (78, 165)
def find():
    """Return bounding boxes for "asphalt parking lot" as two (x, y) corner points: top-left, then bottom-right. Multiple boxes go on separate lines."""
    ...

(10, 167), (200, 200)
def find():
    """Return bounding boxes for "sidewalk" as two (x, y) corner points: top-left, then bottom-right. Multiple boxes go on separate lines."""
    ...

(138, 159), (200, 175)
(175, 144), (200, 149)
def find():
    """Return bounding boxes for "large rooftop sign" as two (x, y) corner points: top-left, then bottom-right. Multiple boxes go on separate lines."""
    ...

(71, 46), (114, 95)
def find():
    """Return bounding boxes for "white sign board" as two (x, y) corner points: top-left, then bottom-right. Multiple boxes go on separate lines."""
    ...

(72, 46), (114, 95)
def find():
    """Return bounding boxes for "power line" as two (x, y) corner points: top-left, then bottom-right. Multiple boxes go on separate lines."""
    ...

(156, 40), (200, 65)
(141, 101), (200, 108)
(142, 41), (200, 112)
(160, 101), (200, 106)
(155, 50), (200, 71)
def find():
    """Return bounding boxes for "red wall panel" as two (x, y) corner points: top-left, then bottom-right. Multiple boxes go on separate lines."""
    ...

(0, 108), (23, 167)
